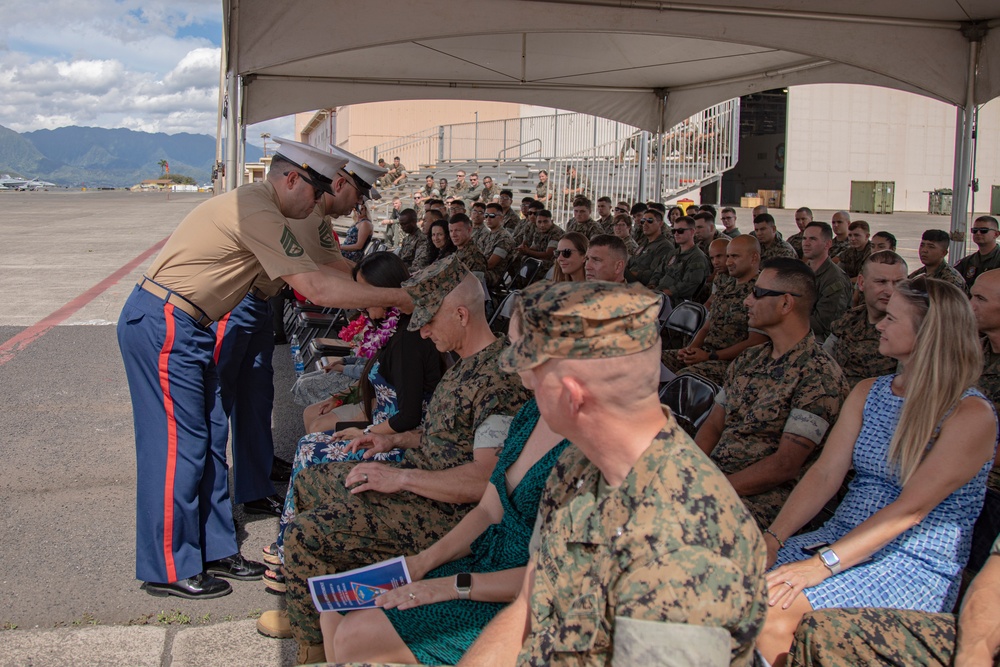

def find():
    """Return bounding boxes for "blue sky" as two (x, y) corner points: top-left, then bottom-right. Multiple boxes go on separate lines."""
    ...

(0, 1), (291, 143)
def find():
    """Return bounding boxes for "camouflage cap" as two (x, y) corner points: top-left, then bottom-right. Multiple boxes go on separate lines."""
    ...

(499, 281), (661, 373)
(403, 254), (472, 331)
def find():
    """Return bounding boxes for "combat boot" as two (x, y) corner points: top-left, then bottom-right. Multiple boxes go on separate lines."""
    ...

(296, 642), (325, 665)
(256, 609), (291, 639)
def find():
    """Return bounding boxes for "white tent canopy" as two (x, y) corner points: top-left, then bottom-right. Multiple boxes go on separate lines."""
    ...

(221, 0), (999, 238)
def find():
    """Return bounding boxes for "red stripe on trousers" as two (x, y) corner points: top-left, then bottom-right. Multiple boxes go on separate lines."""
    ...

(158, 303), (179, 582)
(213, 312), (231, 364)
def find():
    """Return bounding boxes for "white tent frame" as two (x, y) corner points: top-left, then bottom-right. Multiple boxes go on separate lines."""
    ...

(219, 0), (1000, 254)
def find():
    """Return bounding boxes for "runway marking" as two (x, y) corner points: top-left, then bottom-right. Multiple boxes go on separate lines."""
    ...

(0, 236), (169, 367)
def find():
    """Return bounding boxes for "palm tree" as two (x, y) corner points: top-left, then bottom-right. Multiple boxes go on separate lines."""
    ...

(158, 159), (168, 176)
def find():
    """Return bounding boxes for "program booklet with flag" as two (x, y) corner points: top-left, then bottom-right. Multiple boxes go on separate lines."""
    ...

(308, 556), (412, 612)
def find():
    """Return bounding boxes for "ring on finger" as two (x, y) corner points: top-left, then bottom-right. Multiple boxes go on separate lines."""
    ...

(784, 581), (794, 588)
(362, 473), (369, 482)
(408, 593), (416, 600)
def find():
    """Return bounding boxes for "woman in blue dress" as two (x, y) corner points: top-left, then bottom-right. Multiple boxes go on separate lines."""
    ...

(339, 203), (373, 262)
(262, 252), (443, 586)
(757, 276), (999, 666)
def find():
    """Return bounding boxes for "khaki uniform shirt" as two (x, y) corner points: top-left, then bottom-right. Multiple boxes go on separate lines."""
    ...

(655, 245), (711, 302)
(909, 262), (969, 294)
(482, 227), (517, 287)
(713, 333), (849, 527)
(838, 243), (872, 279)
(811, 259), (853, 342)
(521, 416), (767, 667)
(454, 241), (487, 274)
(955, 246), (1000, 287)
(566, 218), (603, 240)
(398, 229), (428, 268)
(628, 234), (674, 286)
(146, 181), (318, 321)
(759, 237), (798, 262)
(251, 206), (346, 297)
(824, 305), (897, 389)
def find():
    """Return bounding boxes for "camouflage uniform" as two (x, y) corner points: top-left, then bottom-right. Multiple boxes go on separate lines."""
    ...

(535, 181), (548, 203)
(622, 235), (640, 257)
(397, 228), (428, 269)
(824, 305), (897, 389)
(471, 223), (490, 253)
(711, 333), (849, 528)
(410, 234), (433, 271)
(664, 276), (758, 385)
(521, 224), (564, 271)
(955, 245), (1000, 287)
(787, 231), (805, 259)
(565, 217), (603, 240)
(810, 259), (853, 343)
(723, 227), (742, 238)
(447, 181), (470, 198)
(455, 241), (487, 274)
(830, 237), (850, 260)
(697, 231), (724, 257)
(479, 184), (500, 203)
(502, 208), (522, 232)
(837, 242), (872, 279)
(909, 262), (969, 294)
(654, 245), (711, 302)
(760, 237), (798, 262)
(420, 184), (440, 199)
(597, 214), (614, 234)
(627, 234), (674, 286)
(481, 227), (517, 288)
(496, 280), (768, 667)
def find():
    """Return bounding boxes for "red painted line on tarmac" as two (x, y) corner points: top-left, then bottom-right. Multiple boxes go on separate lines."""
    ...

(0, 236), (170, 367)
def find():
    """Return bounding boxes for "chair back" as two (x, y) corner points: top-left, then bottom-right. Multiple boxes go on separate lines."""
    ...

(659, 373), (720, 437)
(489, 290), (521, 334)
(662, 300), (707, 348)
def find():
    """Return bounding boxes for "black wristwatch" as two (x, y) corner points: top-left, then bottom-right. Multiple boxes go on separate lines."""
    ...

(455, 572), (472, 600)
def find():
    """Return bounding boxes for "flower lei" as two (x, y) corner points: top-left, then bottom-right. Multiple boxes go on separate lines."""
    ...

(338, 308), (402, 359)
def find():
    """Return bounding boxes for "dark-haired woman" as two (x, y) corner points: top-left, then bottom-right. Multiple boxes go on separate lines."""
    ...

(426, 218), (457, 265)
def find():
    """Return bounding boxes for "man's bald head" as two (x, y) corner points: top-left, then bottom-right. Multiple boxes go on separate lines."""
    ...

(971, 268), (1000, 335)
(441, 271), (487, 321)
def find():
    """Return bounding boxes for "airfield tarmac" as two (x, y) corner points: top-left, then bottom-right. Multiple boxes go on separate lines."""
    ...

(0, 189), (978, 664)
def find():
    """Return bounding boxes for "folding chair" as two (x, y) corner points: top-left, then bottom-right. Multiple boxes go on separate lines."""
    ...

(658, 373), (720, 437)
(489, 290), (520, 335)
(661, 300), (707, 349)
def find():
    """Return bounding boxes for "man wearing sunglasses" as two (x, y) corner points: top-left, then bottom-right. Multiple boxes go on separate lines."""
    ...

(654, 216), (711, 302)
(481, 202), (517, 288)
(695, 257), (850, 529)
(626, 208), (674, 287)
(956, 216), (1000, 287)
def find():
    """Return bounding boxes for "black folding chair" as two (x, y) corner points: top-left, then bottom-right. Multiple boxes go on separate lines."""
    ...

(659, 373), (720, 437)
(489, 290), (520, 335)
(661, 300), (707, 349)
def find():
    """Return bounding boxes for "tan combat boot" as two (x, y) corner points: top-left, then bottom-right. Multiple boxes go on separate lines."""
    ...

(296, 642), (325, 665)
(256, 609), (291, 639)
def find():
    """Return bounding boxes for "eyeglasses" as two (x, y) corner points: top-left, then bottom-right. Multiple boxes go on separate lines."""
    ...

(671, 227), (693, 235)
(752, 286), (802, 299)
(285, 171), (327, 200)
(615, 208), (628, 214)
(555, 249), (577, 258)
(641, 217), (658, 224)
(972, 227), (996, 234)
(485, 213), (499, 218)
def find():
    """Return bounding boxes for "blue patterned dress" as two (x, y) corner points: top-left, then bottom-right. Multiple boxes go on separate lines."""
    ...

(341, 224), (369, 262)
(276, 361), (409, 561)
(384, 399), (569, 665)
(772, 375), (998, 612)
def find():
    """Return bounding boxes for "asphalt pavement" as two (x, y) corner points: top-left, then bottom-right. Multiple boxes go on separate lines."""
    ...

(0, 189), (983, 665)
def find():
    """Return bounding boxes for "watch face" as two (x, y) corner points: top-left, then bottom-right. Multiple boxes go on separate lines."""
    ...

(456, 572), (472, 588)
(820, 549), (839, 567)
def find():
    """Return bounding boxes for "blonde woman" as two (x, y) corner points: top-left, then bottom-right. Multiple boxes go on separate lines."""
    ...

(757, 276), (998, 666)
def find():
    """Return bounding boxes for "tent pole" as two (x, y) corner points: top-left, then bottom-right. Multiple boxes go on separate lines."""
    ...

(654, 93), (666, 204)
(638, 131), (650, 202)
(224, 1), (240, 192)
(949, 36), (980, 260)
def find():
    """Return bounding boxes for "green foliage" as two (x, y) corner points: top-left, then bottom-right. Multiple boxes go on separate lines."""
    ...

(167, 173), (197, 185)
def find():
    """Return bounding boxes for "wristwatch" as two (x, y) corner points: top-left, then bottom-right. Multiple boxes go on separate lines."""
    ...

(455, 572), (472, 600)
(817, 547), (842, 574)
(708, 351), (719, 361)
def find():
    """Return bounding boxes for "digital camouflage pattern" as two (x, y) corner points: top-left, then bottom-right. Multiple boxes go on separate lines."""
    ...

(697, 231), (724, 258)
(622, 235), (640, 257)
(398, 228), (428, 269)
(471, 223), (490, 253)
(712, 333), (849, 528)
(825, 305), (898, 389)
(654, 245), (712, 302)
(909, 262), (969, 295)
(664, 277), (757, 386)
(955, 245), (1000, 287)
(411, 233), (433, 271)
(500, 280), (661, 373)
(787, 607), (958, 667)
(481, 227), (517, 288)
(479, 184), (501, 203)
(760, 237), (798, 262)
(787, 231), (805, 259)
(512, 217), (534, 247)
(566, 217), (604, 240)
(597, 214), (614, 235)
(837, 242), (872, 279)
(503, 208), (522, 232)
(447, 180), (470, 198)
(521, 223), (565, 269)
(455, 241), (487, 275)
(403, 254), (471, 330)
(979, 335), (1000, 494)
(519, 418), (768, 666)
(830, 237), (850, 261)
(810, 259), (853, 342)
(724, 227), (743, 238)
(283, 336), (532, 646)
(627, 234), (675, 286)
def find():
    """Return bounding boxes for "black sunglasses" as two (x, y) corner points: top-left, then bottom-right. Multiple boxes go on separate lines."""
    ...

(285, 171), (328, 199)
(555, 249), (576, 258)
(671, 227), (693, 235)
(641, 217), (658, 224)
(485, 213), (499, 218)
(972, 227), (996, 234)
(615, 207), (628, 213)
(752, 286), (802, 299)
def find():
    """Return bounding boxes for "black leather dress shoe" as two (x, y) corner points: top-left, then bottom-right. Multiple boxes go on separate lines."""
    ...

(270, 457), (292, 483)
(142, 572), (232, 599)
(243, 494), (283, 516)
(205, 553), (267, 581)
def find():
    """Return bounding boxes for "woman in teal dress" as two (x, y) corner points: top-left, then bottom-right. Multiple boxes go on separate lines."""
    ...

(319, 397), (569, 665)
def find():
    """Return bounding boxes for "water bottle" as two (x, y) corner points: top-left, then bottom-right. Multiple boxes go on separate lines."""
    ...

(290, 334), (300, 360)
(294, 348), (305, 377)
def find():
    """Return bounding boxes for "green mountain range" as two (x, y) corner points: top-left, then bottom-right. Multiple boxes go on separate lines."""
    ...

(0, 124), (263, 188)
